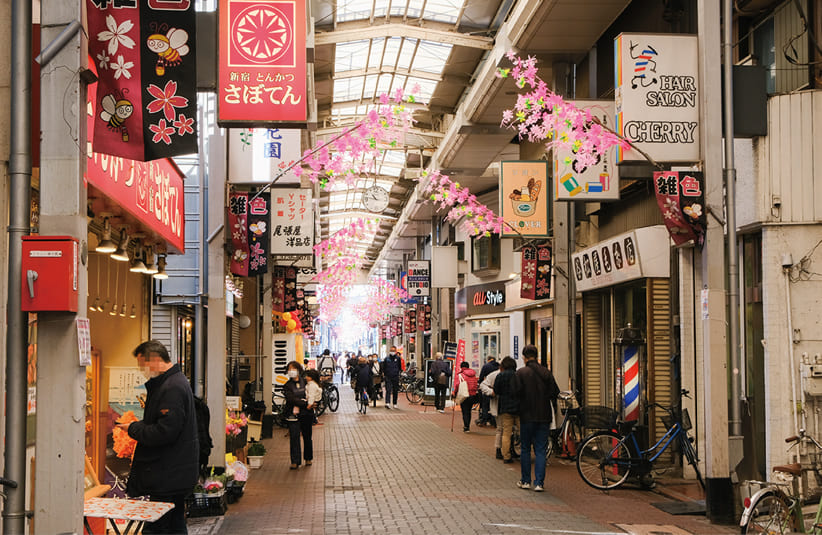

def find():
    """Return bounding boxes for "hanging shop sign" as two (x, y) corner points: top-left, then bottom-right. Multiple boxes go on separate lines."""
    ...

(572, 226), (671, 292)
(228, 191), (271, 276)
(270, 188), (313, 254)
(271, 266), (297, 312)
(464, 281), (506, 316)
(296, 267), (317, 284)
(500, 161), (550, 238)
(614, 33), (700, 163)
(86, 76), (186, 253)
(218, 0), (307, 125)
(653, 171), (706, 248)
(520, 245), (552, 300)
(554, 101), (620, 201)
(228, 128), (301, 184)
(399, 271), (419, 304)
(407, 260), (431, 297)
(87, 0), (197, 161)
(228, 192), (249, 275)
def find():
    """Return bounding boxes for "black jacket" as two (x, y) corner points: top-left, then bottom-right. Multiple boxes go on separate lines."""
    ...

(355, 363), (372, 390)
(479, 360), (500, 383)
(515, 360), (560, 424)
(126, 364), (199, 497)
(429, 359), (451, 385)
(493, 369), (520, 415)
(283, 377), (309, 416)
(383, 354), (402, 379)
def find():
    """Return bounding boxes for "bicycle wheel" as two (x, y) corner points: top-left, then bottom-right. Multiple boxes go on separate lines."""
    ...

(406, 381), (423, 404)
(315, 394), (328, 417)
(742, 491), (795, 534)
(576, 431), (633, 490)
(327, 385), (340, 412)
(360, 393), (368, 415)
(679, 433), (705, 490)
(563, 418), (583, 459)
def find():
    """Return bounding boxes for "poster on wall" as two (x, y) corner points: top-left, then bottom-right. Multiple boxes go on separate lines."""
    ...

(554, 101), (619, 201)
(653, 171), (706, 247)
(270, 188), (313, 254)
(218, 0), (307, 125)
(614, 33), (700, 163)
(87, 0), (197, 161)
(500, 161), (550, 237)
(228, 128), (301, 183)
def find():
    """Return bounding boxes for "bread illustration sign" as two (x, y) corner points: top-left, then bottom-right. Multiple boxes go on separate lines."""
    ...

(509, 177), (542, 217)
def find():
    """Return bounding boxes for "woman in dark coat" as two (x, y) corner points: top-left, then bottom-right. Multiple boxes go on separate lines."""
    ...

(283, 361), (313, 469)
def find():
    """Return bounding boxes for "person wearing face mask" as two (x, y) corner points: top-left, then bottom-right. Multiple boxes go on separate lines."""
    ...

(382, 346), (403, 409)
(117, 340), (198, 535)
(283, 361), (313, 469)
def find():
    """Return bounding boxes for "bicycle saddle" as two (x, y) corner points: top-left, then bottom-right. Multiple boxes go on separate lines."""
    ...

(773, 463), (801, 476)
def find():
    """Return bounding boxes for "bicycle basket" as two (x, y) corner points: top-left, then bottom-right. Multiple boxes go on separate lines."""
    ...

(558, 393), (580, 412)
(581, 405), (619, 430)
(661, 414), (674, 431)
(681, 408), (692, 431)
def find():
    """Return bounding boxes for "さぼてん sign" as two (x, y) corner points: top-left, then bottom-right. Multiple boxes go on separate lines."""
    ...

(270, 188), (313, 254)
(218, 0), (307, 125)
(614, 33), (699, 163)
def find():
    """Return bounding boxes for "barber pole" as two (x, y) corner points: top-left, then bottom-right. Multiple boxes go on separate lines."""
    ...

(622, 345), (640, 421)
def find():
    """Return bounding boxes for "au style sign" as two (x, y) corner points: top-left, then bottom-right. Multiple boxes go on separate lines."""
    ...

(462, 281), (507, 316)
(218, 0), (307, 125)
(615, 33), (700, 163)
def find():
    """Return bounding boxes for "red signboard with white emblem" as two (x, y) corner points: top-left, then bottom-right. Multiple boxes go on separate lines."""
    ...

(218, 0), (307, 125)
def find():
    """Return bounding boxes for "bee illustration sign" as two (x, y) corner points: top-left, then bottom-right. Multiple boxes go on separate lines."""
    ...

(554, 101), (619, 201)
(87, 0), (197, 161)
(500, 161), (550, 238)
(615, 33), (700, 163)
(653, 171), (706, 247)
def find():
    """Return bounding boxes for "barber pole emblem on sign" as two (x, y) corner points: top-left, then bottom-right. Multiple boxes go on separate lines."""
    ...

(622, 345), (640, 422)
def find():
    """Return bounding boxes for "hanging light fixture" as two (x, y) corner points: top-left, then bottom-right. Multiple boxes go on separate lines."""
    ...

(89, 256), (101, 312)
(129, 305), (137, 319)
(95, 217), (117, 253)
(143, 245), (158, 275)
(129, 241), (147, 273)
(110, 262), (120, 315)
(111, 229), (130, 262)
(100, 260), (111, 312)
(120, 264), (127, 316)
(153, 254), (168, 280)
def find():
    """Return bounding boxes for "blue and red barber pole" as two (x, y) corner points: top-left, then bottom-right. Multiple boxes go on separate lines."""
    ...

(622, 345), (640, 422)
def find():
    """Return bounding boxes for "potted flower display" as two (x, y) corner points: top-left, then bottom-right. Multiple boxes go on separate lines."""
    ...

(247, 441), (266, 469)
(225, 410), (248, 454)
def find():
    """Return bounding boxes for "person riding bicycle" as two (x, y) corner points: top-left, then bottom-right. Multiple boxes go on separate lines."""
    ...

(317, 349), (336, 381)
(354, 356), (372, 402)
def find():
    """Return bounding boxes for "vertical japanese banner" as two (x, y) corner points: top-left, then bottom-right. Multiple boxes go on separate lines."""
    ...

(218, 0), (307, 125)
(271, 267), (285, 312)
(228, 192), (249, 276)
(87, 0), (197, 161)
(270, 188), (313, 254)
(453, 340), (466, 390)
(653, 171), (706, 247)
(520, 245), (537, 300)
(284, 267), (297, 311)
(535, 245), (552, 299)
(247, 193), (270, 275)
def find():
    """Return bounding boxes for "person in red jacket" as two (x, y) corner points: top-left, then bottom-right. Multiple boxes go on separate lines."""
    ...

(455, 361), (478, 433)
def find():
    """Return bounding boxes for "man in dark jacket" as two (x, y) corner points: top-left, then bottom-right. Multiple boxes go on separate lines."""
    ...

(477, 356), (499, 426)
(514, 344), (559, 493)
(429, 352), (451, 413)
(119, 340), (198, 534)
(382, 347), (403, 409)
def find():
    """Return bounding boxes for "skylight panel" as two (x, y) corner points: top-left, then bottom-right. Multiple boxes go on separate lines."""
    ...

(336, 0), (374, 22)
(390, 74), (408, 94)
(373, 0), (390, 19)
(335, 40), (370, 72)
(376, 74), (393, 95)
(412, 41), (451, 74)
(368, 38), (386, 69)
(382, 37), (402, 68)
(397, 38), (418, 71)
(362, 74), (378, 99)
(407, 77), (436, 100)
(421, 0), (463, 23)
(333, 77), (365, 102)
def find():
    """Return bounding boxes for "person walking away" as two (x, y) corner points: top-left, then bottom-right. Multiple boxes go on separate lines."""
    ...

(283, 361), (314, 469)
(369, 355), (383, 405)
(119, 340), (198, 535)
(383, 346), (403, 409)
(455, 362), (479, 432)
(479, 364), (502, 458)
(493, 357), (520, 464)
(514, 345), (559, 492)
(304, 369), (323, 425)
(429, 352), (451, 413)
(354, 356), (372, 402)
(317, 349), (336, 382)
(477, 356), (499, 427)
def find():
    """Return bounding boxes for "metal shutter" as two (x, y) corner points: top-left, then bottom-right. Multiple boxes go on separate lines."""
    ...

(582, 293), (604, 407)
(648, 278), (674, 460)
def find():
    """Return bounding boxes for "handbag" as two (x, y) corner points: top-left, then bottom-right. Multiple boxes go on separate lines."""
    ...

(455, 376), (469, 405)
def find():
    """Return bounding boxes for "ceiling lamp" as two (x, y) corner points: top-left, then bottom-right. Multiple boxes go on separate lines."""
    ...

(153, 255), (168, 280)
(119, 304), (127, 317)
(129, 243), (147, 273)
(143, 246), (158, 275)
(129, 305), (137, 319)
(95, 217), (117, 253)
(111, 230), (130, 262)
(89, 296), (101, 313)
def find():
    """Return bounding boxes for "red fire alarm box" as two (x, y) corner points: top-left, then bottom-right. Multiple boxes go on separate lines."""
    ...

(21, 236), (79, 312)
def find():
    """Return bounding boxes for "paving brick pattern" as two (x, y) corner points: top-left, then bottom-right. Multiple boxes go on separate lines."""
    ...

(212, 384), (736, 535)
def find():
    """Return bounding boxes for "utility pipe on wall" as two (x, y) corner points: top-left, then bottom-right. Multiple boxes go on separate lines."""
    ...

(784, 263), (799, 442)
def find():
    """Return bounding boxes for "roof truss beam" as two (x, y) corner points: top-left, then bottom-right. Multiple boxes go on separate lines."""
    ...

(315, 23), (493, 50)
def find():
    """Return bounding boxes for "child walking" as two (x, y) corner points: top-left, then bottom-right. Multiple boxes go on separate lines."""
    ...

(305, 369), (323, 425)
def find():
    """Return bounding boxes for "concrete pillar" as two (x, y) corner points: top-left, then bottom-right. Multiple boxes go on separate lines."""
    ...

(34, 1), (87, 531)
(207, 134), (227, 464)
(697, 0), (733, 522)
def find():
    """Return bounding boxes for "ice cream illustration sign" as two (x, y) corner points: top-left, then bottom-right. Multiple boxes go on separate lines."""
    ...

(500, 161), (550, 238)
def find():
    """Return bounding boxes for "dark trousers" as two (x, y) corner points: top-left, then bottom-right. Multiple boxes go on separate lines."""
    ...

(519, 420), (550, 486)
(460, 395), (477, 430)
(433, 383), (447, 410)
(478, 394), (495, 425)
(142, 493), (187, 534)
(288, 412), (314, 465)
(384, 376), (400, 404)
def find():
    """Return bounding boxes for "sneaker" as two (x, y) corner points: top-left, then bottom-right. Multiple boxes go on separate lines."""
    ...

(533, 485), (544, 492)
(463, 428), (470, 433)
(393, 404), (398, 409)
(386, 404), (391, 409)
(516, 481), (530, 490)
(438, 409), (445, 413)
(496, 448), (503, 459)
(503, 459), (514, 464)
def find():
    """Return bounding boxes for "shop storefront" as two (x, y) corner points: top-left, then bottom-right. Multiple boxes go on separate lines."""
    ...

(575, 226), (674, 450)
(455, 281), (510, 370)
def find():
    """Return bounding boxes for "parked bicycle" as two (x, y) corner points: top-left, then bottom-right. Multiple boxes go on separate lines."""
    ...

(740, 429), (822, 534)
(271, 392), (290, 428)
(405, 378), (425, 404)
(315, 376), (340, 416)
(576, 389), (703, 490)
(399, 370), (418, 392)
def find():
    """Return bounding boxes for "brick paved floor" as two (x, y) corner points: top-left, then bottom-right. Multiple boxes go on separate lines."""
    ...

(208, 383), (737, 535)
